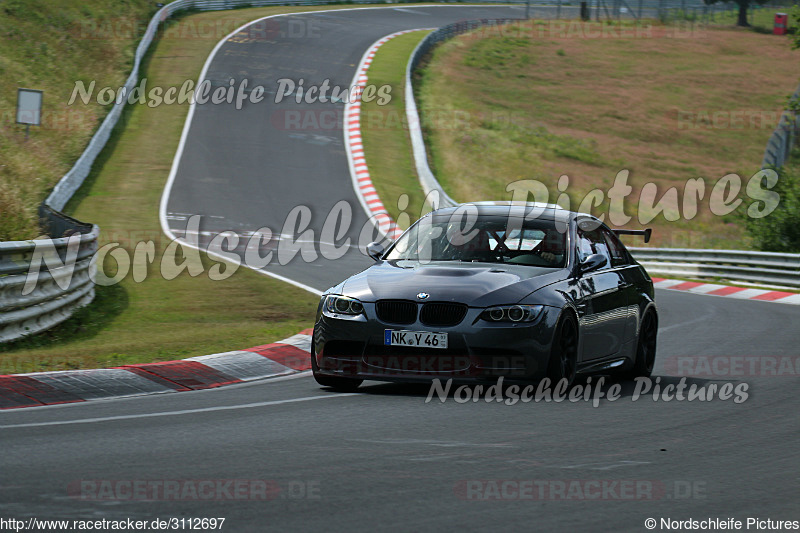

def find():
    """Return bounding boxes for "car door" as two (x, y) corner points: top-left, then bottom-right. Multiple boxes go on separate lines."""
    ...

(575, 224), (628, 360)
(601, 227), (640, 344)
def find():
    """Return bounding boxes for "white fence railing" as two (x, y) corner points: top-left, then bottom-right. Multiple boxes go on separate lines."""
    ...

(630, 248), (800, 287)
(762, 84), (800, 169)
(404, 19), (528, 209)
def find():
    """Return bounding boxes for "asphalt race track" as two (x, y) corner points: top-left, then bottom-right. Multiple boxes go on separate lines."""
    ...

(3, 6), (799, 531)
(163, 5), (543, 291)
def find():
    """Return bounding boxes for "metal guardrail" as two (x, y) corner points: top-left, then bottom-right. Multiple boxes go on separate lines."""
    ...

(405, 19), (527, 209)
(0, 208), (99, 342)
(762, 85), (800, 169)
(0, 0), (220, 343)
(630, 247), (800, 287)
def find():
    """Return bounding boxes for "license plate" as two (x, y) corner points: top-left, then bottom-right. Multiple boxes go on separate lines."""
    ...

(384, 330), (448, 349)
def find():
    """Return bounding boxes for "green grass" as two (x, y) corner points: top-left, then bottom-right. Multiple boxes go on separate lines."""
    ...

(360, 30), (432, 226)
(410, 19), (799, 249)
(0, 0), (156, 240)
(0, 5), (399, 373)
(697, 4), (789, 30)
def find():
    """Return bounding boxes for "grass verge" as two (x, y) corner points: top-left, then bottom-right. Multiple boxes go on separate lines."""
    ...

(694, 5), (788, 31)
(360, 30), (432, 227)
(0, 0), (155, 240)
(412, 18), (799, 249)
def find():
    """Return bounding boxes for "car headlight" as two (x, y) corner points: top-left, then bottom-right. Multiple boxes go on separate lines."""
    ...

(324, 295), (364, 316)
(481, 304), (543, 323)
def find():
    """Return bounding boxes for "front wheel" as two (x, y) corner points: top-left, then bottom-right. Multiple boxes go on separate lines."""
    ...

(623, 310), (657, 379)
(310, 345), (363, 392)
(546, 313), (578, 388)
(313, 373), (363, 392)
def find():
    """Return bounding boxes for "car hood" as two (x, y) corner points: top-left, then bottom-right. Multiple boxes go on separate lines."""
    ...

(340, 260), (566, 307)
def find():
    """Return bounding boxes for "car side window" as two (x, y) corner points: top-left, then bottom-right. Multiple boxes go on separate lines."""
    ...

(577, 227), (611, 268)
(602, 229), (630, 267)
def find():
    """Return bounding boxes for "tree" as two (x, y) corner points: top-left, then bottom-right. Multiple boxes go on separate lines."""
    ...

(743, 163), (800, 252)
(704, 0), (769, 27)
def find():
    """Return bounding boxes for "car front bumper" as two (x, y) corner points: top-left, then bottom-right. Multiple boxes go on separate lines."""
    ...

(312, 304), (560, 383)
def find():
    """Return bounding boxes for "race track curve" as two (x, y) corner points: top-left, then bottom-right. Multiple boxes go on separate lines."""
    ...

(2, 6), (798, 531)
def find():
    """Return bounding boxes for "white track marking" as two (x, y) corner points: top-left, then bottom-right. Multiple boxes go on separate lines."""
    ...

(343, 28), (436, 242)
(0, 393), (357, 429)
(721, 288), (772, 299)
(393, 8), (430, 15)
(684, 283), (727, 294)
(777, 293), (800, 305)
(652, 279), (688, 289)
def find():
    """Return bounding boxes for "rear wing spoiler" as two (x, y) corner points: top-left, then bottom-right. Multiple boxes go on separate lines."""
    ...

(612, 228), (652, 244)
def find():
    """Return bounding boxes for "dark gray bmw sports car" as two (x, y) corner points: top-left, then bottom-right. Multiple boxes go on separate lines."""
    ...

(312, 202), (657, 391)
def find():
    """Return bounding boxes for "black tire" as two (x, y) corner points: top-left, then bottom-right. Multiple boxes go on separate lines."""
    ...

(310, 344), (363, 392)
(313, 373), (363, 392)
(546, 313), (578, 388)
(623, 310), (658, 379)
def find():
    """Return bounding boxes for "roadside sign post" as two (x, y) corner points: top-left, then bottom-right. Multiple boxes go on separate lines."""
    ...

(16, 88), (43, 141)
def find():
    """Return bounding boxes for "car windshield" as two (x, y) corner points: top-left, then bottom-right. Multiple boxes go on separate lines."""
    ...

(385, 213), (567, 268)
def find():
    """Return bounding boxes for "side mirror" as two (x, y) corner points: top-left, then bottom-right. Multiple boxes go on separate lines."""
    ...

(580, 253), (608, 274)
(366, 241), (385, 262)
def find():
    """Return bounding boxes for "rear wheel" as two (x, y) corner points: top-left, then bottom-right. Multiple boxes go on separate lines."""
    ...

(547, 313), (578, 388)
(623, 310), (657, 379)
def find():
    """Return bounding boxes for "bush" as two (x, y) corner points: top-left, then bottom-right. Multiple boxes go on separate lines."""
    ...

(744, 161), (800, 252)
